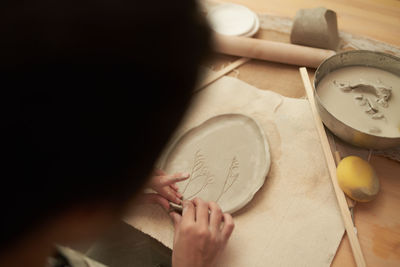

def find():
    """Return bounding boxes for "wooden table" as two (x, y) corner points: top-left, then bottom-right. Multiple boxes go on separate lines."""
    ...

(204, 0), (400, 266)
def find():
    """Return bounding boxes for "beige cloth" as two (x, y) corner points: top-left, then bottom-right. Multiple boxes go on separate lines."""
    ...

(125, 76), (345, 266)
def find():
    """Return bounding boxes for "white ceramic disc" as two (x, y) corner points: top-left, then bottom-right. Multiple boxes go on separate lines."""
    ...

(242, 12), (260, 37)
(159, 114), (271, 214)
(208, 4), (256, 36)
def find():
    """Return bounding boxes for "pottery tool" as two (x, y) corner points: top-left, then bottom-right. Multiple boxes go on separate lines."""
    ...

(214, 34), (336, 68)
(330, 137), (357, 224)
(336, 154), (380, 203)
(196, 35), (336, 91)
(300, 67), (366, 267)
(195, 57), (251, 91)
(168, 202), (184, 214)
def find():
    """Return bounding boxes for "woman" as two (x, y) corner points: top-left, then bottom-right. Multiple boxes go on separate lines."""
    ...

(0, 0), (234, 266)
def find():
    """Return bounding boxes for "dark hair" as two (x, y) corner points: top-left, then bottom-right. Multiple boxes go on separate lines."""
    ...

(0, 0), (211, 248)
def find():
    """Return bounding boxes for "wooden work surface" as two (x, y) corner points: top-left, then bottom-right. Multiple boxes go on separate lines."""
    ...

(203, 0), (400, 266)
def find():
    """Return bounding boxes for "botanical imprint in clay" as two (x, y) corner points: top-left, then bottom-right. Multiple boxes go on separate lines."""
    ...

(181, 150), (240, 202)
(317, 66), (400, 137)
(158, 114), (271, 213)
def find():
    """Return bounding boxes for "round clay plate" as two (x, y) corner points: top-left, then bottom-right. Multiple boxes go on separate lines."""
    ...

(242, 12), (260, 37)
(207, 4), (256, 36)
(159, 114), (271, 213)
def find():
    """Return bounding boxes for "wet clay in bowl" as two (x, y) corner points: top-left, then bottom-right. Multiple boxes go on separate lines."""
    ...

(317, 66), (400, 139)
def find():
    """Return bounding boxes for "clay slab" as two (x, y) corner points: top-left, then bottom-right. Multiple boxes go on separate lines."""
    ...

(159, 114), (270, 213)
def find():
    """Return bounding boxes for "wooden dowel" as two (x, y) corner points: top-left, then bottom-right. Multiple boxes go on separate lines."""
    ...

(299, 67), (366, 267)
(334, 151), (357, 209)
(334, 151), (342, 165)
(194, 57), (251, 92)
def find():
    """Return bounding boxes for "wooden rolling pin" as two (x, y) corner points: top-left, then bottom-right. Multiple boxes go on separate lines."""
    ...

(214, 34), (336, 68)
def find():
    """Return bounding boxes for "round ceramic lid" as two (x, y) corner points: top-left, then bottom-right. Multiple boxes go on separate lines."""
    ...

(242, 12), (260, 37)
(208, 4), (256, 36)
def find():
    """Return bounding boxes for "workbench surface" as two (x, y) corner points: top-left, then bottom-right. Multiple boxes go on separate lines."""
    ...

(205, 0), (400, 266)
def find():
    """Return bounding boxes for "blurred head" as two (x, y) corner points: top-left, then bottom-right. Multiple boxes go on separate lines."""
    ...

(0, 0), (210, 253)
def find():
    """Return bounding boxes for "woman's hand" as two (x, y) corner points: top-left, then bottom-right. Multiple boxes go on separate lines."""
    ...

(138, 169), (190, 210)
(170, 198), (235, 267)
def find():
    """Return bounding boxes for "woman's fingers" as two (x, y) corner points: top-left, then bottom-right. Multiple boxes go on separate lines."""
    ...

(171, 198), (235, 267)
(160, 186), (182, 204)
(209, 202), (223, 233)
(157, 173), (190, 186)
(169, 211), (182, 228)
(193, 198), (209, 226)
(148, 170), (188, 203)
(181, 200), (196, 224)
(170, 183), (179, 191)
(221, 213), (235, 240)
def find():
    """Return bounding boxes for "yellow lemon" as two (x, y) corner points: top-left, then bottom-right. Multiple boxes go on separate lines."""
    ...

(336, 156), (379, 202)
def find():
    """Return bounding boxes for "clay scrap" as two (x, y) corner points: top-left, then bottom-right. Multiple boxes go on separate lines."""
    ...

(290, 7), (339, 50)
(333, 80), (392, 108)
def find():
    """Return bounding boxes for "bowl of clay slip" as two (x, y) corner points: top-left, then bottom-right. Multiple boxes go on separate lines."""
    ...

(314, 50), (400, 149)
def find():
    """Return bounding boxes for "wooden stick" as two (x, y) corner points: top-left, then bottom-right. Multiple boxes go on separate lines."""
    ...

(334, 151), (341, 165)
(299, 67), (366, 267)
(194, 57), (251, 92)
(334, 151), (357, 209)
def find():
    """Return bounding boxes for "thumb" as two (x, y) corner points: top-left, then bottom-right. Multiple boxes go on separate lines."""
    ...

(169, 212), (182, 228)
